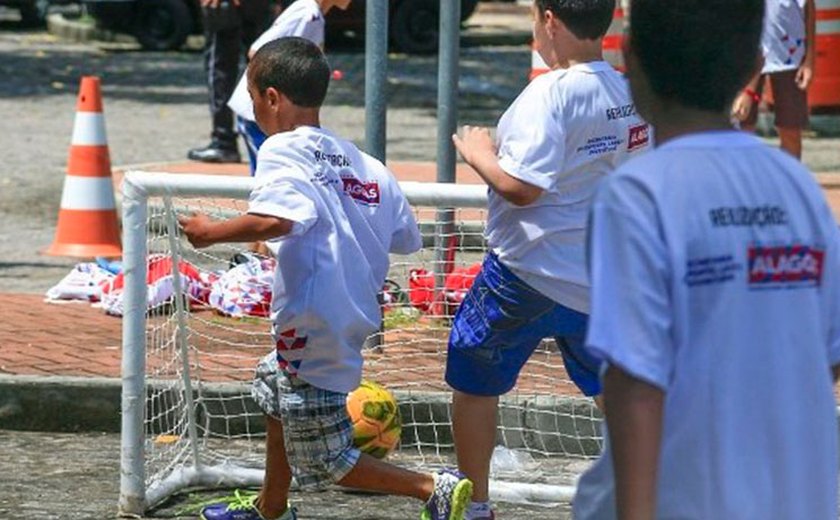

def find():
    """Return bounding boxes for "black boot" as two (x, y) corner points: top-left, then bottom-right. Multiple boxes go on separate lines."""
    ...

(187, 141), (241, 163)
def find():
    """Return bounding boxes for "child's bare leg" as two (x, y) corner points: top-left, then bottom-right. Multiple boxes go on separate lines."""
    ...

(337, 453), (434, 500)
(777, 126), (802, 159)
(256, 414), (292, 518)
(452, 390), (498, 503)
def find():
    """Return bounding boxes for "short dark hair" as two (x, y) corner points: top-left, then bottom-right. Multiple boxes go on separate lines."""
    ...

(629, 0), (763, 112)
(249, 37), (330, 108)
(535, 0), (615, 40)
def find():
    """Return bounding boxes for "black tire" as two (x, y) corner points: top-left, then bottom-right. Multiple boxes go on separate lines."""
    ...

(461, 0), (479, 22)
(390, 0), (440, 54)
(390, 0), (481, 54)
(19, 0), (49, 27)
(134, 0), (192, 51)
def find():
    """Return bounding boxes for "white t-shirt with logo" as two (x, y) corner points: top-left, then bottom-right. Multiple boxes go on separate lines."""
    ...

(762, 0), (807, 73)
(487, 61), (649, 313)
(573, 131), (840, 520)
(248, 126), (421, 393)
(228, 0), (325, 122)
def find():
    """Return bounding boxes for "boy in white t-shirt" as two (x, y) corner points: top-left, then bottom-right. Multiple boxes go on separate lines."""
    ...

(574, 0), (840, 518)
(180, 38), (473, 520)
(445, 1), (649, 518)
(732, 0), (815, 159)
(228, 0), (352, 176)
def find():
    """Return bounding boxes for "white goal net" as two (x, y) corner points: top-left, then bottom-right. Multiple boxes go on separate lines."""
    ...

(118, 171), (602, 516)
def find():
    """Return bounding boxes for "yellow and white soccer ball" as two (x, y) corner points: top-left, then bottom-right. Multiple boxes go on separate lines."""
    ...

(346, 380), (402, 459)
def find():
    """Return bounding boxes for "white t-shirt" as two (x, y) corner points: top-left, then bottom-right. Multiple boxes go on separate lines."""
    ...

(574, 131), (840, 520)
(762, 0), (807, 73)
(227, 0), (325, 121)
(248, 126), (421, 393)
(487, 61), (649, 313)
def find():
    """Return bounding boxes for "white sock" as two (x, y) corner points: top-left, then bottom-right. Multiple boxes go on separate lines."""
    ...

(465, 501), (493, 519)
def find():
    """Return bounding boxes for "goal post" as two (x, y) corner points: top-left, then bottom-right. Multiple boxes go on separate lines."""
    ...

(118, 171), (601, 517)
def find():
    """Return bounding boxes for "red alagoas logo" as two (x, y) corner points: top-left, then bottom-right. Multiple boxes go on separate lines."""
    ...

(342, 177), (380, 205)
(628, 123), (649, 151)
(747, 244), (825, 286)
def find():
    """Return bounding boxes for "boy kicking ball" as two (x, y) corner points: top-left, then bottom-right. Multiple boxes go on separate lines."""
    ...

(575, 0), (840, 518)
(180, 37), (473, 520)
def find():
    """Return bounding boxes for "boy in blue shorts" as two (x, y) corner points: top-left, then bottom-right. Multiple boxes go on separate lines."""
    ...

(446, 1), (649, 518)
(180, 37), (473, 520)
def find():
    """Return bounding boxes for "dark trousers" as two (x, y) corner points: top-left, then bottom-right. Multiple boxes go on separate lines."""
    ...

(203, 0), (272, 147)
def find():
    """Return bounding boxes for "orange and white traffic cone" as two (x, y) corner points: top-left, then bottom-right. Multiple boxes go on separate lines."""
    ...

(45, 76), (122, 258)
(602, 4), (626, 72)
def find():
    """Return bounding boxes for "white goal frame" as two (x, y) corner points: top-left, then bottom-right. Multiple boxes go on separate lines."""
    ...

(118, 171), (592, 517)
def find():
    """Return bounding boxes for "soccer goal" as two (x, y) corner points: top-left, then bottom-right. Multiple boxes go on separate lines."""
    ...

(118, 171), (603, 517)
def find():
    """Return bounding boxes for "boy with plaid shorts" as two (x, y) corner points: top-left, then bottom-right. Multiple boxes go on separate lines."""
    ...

(180, 37), (474, 520)
(445, 1), (650, 518)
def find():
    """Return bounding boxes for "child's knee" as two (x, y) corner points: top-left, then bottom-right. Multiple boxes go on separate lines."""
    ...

(287, 441), (360, 489)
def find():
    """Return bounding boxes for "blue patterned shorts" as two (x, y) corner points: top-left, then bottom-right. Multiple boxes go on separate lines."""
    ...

(446, 253), (602, 397)
(252, 352), (360, 489)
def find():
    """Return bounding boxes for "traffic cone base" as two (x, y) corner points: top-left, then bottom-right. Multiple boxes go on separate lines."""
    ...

(44, 208), (122, 257)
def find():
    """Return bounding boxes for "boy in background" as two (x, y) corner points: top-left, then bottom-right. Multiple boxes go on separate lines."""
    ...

(228, 0), (352, 175)
(732, 0), (815, 159)
(446, 1), (649, 518)
(188, 0), (271, 164)
(181, 38), (473, 520)
(575, 0), (840, 518)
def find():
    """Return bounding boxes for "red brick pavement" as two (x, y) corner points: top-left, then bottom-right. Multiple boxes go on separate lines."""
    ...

(0, 293), (574, 395)
(0, 160), (485, 386)
(4, 161), (840, 388)
(0, 294), (122, 378)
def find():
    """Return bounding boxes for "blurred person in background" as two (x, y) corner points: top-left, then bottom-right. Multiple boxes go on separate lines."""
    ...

(733, 0), (815, 159)
(188, 0), (273, 163)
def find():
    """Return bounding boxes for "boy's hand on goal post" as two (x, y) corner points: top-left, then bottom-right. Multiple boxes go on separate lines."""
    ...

(178, 212), (215, 249)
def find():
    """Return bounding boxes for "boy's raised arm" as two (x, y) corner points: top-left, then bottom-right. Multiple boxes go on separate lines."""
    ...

(452, 126), (543, 207)
(179, 212), (293, 249)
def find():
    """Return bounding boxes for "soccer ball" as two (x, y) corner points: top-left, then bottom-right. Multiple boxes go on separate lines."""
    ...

(346, 380), (402, 459)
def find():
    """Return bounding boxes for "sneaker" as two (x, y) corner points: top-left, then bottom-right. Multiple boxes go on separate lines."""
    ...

(199, 490), (297, 520)
(421, 469), (474, 520)
(465, 504), (495, 520)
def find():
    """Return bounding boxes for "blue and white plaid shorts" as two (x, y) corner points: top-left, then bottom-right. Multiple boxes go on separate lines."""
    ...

(252, 352), (361, 489)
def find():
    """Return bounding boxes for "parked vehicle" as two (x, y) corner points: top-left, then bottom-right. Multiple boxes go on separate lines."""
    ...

(322, 0), (481, 54)
(84, 0), (200, 51)
(1, 0), (72, 26)
(84, 0), (480, 53)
